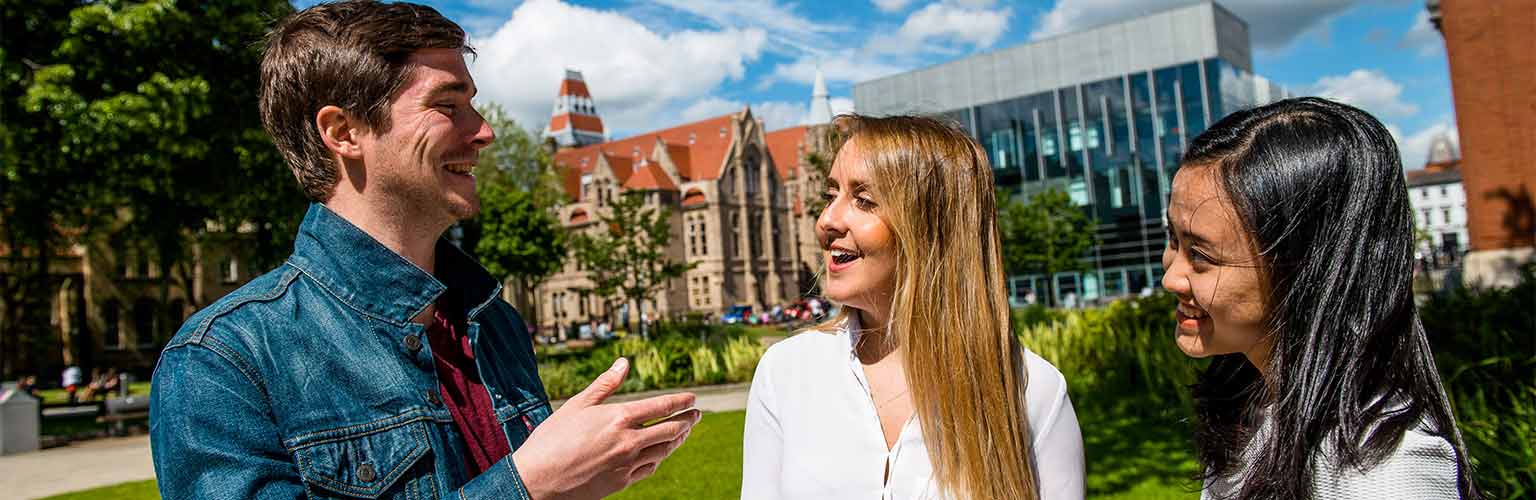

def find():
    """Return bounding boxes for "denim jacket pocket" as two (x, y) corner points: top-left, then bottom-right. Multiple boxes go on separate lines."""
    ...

(292, 418), (432, 498)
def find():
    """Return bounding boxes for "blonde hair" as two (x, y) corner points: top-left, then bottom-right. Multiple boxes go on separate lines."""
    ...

(816, 114), (1037, 499)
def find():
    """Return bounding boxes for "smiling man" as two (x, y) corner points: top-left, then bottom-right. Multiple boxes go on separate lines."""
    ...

(148, 2), (699, 498)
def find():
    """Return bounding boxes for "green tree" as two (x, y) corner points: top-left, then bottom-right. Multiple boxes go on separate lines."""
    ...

(1, 0), (302, 376)
(471, 103), (566, 208)
(458, 105), (567, 324)
(998, 188), (1098, 307)
(571, 192), (694, 339)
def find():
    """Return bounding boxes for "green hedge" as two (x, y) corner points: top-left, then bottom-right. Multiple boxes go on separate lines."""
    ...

(1421, 264), (1536, 499)
(536, 323), (768, 400)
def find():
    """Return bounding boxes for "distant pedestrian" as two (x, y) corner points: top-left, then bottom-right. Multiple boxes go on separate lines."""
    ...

(60, 365), (81, 403)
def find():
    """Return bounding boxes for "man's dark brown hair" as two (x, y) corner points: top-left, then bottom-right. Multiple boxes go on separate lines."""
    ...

(259, 0), (474, 201)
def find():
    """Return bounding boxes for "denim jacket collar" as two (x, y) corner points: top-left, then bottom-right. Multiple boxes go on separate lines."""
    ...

(286, 203), (502, 325)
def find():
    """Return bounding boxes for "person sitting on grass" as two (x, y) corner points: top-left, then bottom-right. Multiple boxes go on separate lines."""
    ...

(1161, 97), (1480, 500)
(742, 114), (1086, 500)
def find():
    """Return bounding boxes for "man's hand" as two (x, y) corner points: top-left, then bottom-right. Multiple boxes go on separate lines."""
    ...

(512, 358), (701, 500)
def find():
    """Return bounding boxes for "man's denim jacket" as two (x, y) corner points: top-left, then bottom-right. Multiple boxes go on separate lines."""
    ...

(150, 204), (552, 499)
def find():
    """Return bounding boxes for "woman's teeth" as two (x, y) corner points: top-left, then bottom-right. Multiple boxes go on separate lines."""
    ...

(831, 249), (860, 264)
(1177, 303), (1208, 319)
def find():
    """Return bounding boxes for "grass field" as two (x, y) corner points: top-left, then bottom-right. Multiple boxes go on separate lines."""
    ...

(34, 381), (152, 405)
(41, 408), (1193, 499)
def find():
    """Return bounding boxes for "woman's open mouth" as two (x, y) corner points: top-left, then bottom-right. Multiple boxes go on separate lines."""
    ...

(828, 248), (862, 272)
(1176, 301), (1208, 332)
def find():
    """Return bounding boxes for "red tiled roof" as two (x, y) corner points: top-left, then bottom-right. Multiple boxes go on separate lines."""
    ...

(553, 113), (739, 201)
(547, 113), (605, 134)
(558, 78), (592, 98)
(663, 143), (693, 179)
(765, 126), (807, 181)
(623, 162), (679, 191)
(569, 208), (589, 224)
(682, 188), (707, 206)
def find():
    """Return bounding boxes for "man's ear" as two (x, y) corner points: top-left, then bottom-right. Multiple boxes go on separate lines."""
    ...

(316, 105), (365, 161)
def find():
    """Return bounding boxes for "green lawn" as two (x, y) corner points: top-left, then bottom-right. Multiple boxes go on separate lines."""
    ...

(45, 408), (1194, 499)
(40, 479), (157, 500)
(34, 381), (152, 405)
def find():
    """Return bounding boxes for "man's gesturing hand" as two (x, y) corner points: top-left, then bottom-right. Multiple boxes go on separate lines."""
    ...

(512, 357), (701, 500)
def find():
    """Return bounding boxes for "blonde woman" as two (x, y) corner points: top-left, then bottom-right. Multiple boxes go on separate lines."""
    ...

(741, 115), (1085, 500)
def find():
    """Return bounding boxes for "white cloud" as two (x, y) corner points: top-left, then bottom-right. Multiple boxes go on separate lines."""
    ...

(1399, 10), (1442, 57)
(1031, 0), (1357, 51)
(677, 98), (815, 131)
(872, 0), (912, 13)
(830, 97), (855, 117)
(1307, 69), (1418, 118)
(1391, 121), (1459, 170)
(755, 101), (809, 130)
(867, 1), (1013, 55)
(468, 0), (765, 135)
(770, 51), (909, 86)
(678, 97), (747, 123)
(649, 0), (848, 55)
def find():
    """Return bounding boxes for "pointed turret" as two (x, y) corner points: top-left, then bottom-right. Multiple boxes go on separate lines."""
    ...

(805, 66), (834, 125)
(1426, 132), (1459, 166)
(544, 69), (607, 148)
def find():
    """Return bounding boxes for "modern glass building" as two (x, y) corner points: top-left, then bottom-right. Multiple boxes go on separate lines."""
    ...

(854, 1), (1288, 305)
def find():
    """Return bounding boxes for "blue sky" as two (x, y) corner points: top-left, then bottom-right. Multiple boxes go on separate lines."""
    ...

(293, 0), (1457, 169)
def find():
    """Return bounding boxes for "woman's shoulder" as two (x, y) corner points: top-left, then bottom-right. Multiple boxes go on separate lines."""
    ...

(1019, 348), (1074, 433)
(1314, 426), (1459, 499)
(752, 327), (847, 379)
(1020, 348), (1070, 402)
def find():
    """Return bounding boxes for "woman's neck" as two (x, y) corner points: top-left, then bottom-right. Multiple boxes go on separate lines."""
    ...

(854, 307), (898, 364)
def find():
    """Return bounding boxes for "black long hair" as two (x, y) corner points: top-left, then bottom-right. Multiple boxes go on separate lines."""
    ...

(1181, 97), (1479, 499)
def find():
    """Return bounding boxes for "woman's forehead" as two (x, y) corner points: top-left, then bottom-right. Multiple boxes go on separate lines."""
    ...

(1170, 168), (1241, 229)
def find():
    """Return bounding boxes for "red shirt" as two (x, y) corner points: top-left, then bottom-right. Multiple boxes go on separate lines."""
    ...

(427, 305), (511, 476)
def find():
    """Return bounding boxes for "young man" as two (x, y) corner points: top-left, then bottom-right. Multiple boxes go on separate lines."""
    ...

(148, 2), (699, 498)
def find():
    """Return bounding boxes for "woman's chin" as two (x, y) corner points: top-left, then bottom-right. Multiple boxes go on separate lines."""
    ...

(1175, 331), (1213, 358)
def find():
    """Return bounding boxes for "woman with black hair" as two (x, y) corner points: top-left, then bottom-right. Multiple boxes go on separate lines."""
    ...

(1161, 97), (1479, 500)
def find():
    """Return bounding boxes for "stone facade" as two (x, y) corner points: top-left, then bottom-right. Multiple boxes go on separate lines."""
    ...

(540, 110), (828, 334)
(0, 225), (258, 379)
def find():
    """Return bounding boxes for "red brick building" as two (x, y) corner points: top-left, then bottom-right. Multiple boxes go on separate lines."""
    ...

(1430, 0), (1536, 286)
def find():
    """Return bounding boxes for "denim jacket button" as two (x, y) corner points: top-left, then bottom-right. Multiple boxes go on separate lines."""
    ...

(356, 463), (377, 483)
(403, 335), (422, 352)
(426, 391), (442, 406)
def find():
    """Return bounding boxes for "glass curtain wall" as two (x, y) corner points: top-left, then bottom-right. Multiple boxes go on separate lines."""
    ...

(968, 59), (1265, 306)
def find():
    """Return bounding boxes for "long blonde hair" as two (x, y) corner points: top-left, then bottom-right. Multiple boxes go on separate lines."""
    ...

(817, 114), (1037, 499)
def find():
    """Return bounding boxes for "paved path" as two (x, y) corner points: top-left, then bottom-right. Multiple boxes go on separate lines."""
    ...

(0, 383), (751, 499)
(0, 434), (156, 499)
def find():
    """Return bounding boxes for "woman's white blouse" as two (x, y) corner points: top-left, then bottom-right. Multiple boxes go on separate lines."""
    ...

(741, 317), (1086, 500)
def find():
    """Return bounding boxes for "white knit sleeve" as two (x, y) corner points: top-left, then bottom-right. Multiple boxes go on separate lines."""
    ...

(1313, 429), (1460, 500)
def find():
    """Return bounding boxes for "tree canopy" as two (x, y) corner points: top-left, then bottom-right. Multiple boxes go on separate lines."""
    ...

(998, 188), (1098, 307)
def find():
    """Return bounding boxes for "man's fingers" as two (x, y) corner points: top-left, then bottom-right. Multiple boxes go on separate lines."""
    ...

(619, 392), (697, 426)
(633, 408), (700, 448)
(568, 358), (628, 409)
(626, 462), (660, 484)
(631, 436), (677, 468)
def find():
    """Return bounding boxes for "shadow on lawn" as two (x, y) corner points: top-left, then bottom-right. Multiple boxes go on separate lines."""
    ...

(1077, 392), (1202, 498)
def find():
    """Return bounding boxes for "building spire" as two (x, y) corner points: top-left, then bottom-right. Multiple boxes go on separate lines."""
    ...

(806, 65), (834, 125)
(544, 69), (606, 148)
